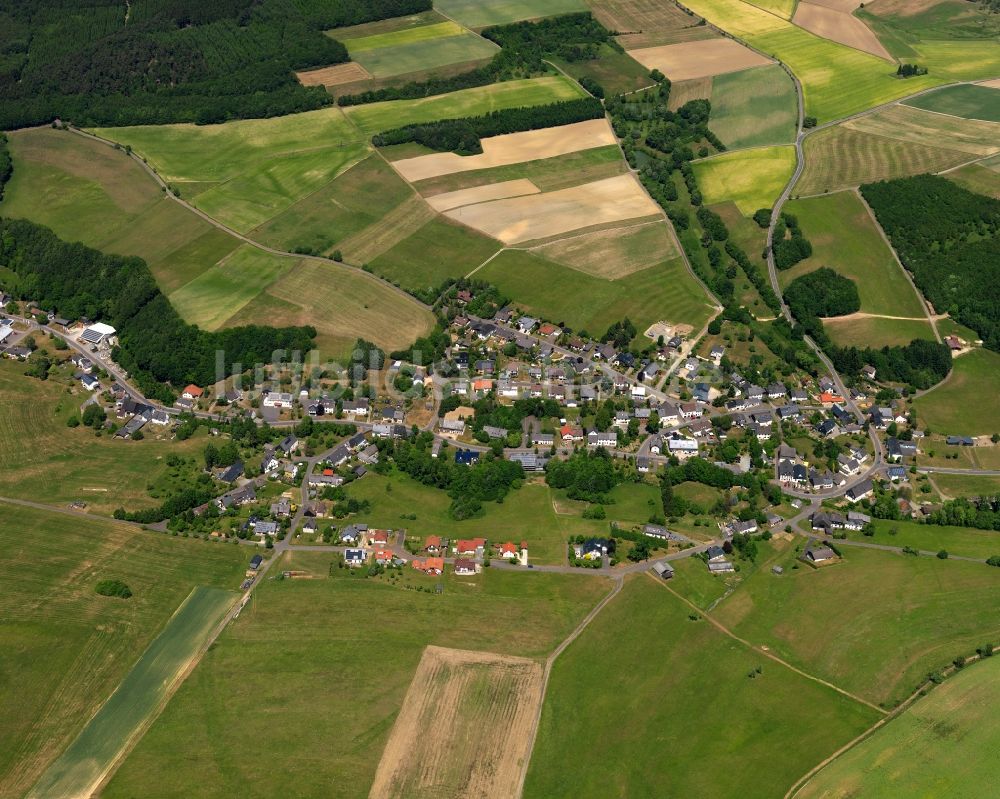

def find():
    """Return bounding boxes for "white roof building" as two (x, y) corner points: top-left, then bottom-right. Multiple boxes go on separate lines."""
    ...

(80, 322), (117, 346)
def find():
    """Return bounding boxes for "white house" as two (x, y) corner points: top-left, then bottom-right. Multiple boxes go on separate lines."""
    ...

(263, 391), (294, 409)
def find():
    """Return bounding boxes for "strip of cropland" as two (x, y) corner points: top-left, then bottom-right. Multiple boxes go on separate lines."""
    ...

(589, 0), (721, 48)
(796, 653), (1000, 798)
(27, 586), (238, 799)
(100, 553), (611, 799)
(0, 502), (245, 799)
(524, 571), (880, 798)
(433, 0), (588, 28)
(903, 82), (1000, 123)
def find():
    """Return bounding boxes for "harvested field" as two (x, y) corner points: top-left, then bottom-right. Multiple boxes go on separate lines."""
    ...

(222, 259), (435, 358)
(667, 77), (713, 110)
(391, 118), (617, 181)
(296, 62), (371, 87)
(442, 174), (660, 244)
(27, 587), (237, 799)
(693, 146), (797, 215)
(710, 64), (798, 148)
(796, 126), (982, 196)
(793, 1), (892, 60)
(844, 105), (1000, 156)
(426, 178), (540, 211)
(627, 39), (772, 81)
(368, 646), (543, 799)
(531, 220), (678, 279)
(590, 0), (719, 48)
(338, 194), (436, 264)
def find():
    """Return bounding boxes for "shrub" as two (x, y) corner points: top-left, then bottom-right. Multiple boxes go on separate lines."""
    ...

(95, 579), (132, 598)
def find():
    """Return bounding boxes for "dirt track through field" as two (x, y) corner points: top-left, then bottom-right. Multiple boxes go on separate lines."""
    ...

(627, 39), (772, 81)
(426, 178), (540, 211)
(979, 78), (1000, 90)
(793, 1), (893, 60)
(391, 119), (617, 181)
(368, 646), (543, 799)
(339, 194), (435, 263)
(442, 173), (660, 244)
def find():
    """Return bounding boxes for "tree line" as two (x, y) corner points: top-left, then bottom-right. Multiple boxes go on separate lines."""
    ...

(0, 218), (315, 403)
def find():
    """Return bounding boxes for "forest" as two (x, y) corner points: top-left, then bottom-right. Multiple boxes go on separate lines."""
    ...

(783, 268), (860, 318)
(861, 175), (1000, 352)
(0, 219), (315, 402)
(0, 0), (429, 128)
(371, 97), (604, 152)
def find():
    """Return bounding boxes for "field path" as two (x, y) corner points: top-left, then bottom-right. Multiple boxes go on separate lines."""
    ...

(853, 188), (941, 342)
(648, 573), (888, 714)
(516, 576), (623, 797)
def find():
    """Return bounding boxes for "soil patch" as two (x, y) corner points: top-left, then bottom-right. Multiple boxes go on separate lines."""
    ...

(794, 2), (893, 60)
(627, 39), (772, 81)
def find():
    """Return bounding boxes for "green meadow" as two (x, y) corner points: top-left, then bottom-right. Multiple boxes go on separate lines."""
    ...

(344, 19), (498, 78)
(693, 145), (797, 215)
(904, 83), (1000, 123)
(845, 519), (1000, 562)
(913, 349), (1000, 437)
(709, 64), (798, 149)
(344, 76), (586, 136)
(102, 553), (610, 799)
(433, 0), (587, 28)
(0, 503), (245, 799)
(524, 575), (879, 798)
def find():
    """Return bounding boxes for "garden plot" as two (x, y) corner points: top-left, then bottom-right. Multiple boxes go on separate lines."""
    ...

(793, 1), (892, 60)
(627, 38), (772, 81)
(442, 173), (660, 244)
(368, 645), (543, 799)
(391, 118), (617, 181)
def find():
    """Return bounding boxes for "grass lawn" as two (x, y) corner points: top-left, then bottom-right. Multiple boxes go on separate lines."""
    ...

(222, 259), (435, 360)
(0, 503), (245, 799)
(1, 128), (239, 295)
(348, 27), (498, 79)
(903, 83), (1000, 122)
(0, 360), (208, 515)
(693, 145), (797, 215)
(797, 653), (1000, 799)
(251, 154), (414, 256)
(478, 248), (714, 341)
(913, 349), (1000, 437)
(344, 75), (586, 136)
(932, 472), (1000, 499)
(434, 0), (587, 28)
(666, 555), (734, 609)
(167, 245), (294, 331)
(102, 552), (610, 799)
(823, 315), (936, 348)
(709, 64), (798, 149)
(90, 108), (369, 233)
(369, 216), (502, 292)
(712, 544), (1000, 707)
(782, 191), (927, 317)
(411, 144), (627, 196)
(28, 586), (237, 799)
(524, 575), (879, 798)
(845, 519), (1000, 561)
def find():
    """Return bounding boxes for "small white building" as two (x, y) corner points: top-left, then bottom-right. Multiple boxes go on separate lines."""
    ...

(80, 322), (117, 347)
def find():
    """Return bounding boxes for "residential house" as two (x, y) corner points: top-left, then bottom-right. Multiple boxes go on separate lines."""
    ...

(344, 549), (367, 567)
(412, 557), (444, 575)
(454, 558), (477, 575)
(846, 479), (873, 503)
(587, 430), (618, 448)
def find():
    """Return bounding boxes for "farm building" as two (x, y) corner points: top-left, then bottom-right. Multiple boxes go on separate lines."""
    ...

(80, 322), (116, 346)
(652, 562), (674, 580)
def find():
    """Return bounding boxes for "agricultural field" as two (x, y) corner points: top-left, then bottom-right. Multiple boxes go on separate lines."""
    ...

(221, 259), (436, 359)
(0, 128), (239, 294)
(589, 0), (720, 49)
(824, 315), (936, 348)
(478, 248), (714, 341)
(296, 61), (372, 89)
(844, 519), (1000, 562)
(932, 473), (1000, 499)
(0, 359), (207, 515)
(627, 38), (773, 81)
(712, 544), (1000, 707)
(369, 646), (543, 799)
(251, 154), (415, 257)
(796, 106), (1000, 195)
(944, 162), (1000, 199)
(101, 553), (610, 799)
(524, 575), (880, 798)
(345, 76), (586, 136)
(434, 0), (587, 28)
(28, 586), (237, 799)
(781, 191), (927, 318)
(796, 653), (1000, 799)
(792, 0), (892, 60)
(0, 503), (245, 799)
(693, 145), (797, 215)
(903, 83), (1000, 122)
(532, 220), (678, 278)
(708, 64), (798, 148)
(368, 216), (502, 293)
(913, 349), (1000, 437)
(552, 43), (653, 95)
(857, 0), (1000, 60)
(339, 18), (498, 79)
(90, 108), (370, 234)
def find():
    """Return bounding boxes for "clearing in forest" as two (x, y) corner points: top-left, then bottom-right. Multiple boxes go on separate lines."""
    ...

(390, 118), (617, 181)
(441, 173), (660, 244)
(627, 38), (772, 81)
(367, 646), (544, 799)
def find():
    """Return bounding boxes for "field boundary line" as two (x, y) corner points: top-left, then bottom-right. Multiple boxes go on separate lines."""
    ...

(647, 573), (888, 714)
(852, 188), (941, 343)
(515, 576), (623, 797)
(464, 246), (506, 279)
